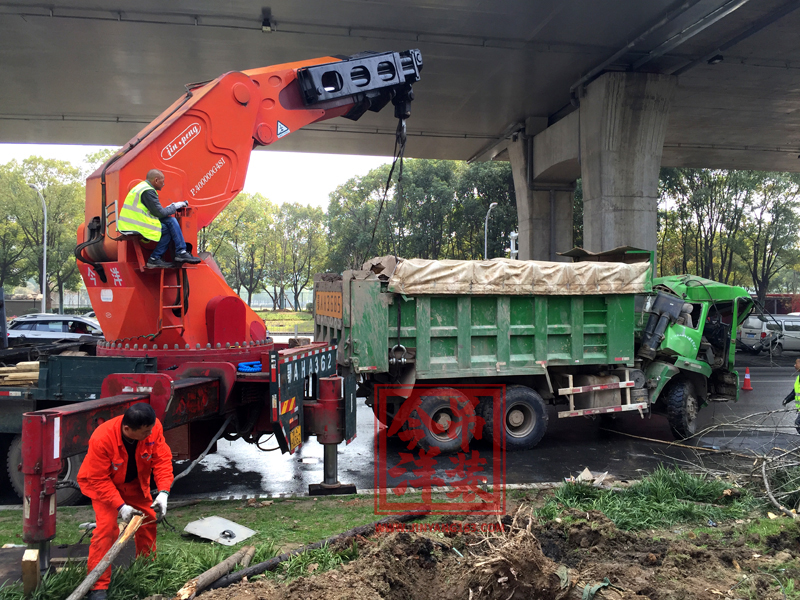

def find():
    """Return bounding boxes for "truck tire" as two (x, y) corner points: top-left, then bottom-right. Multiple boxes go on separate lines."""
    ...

(480, 386), (548, 451)
(665, 380), (699, 439)
(7, 435), (85, 506)
(410, 388), (476, 454)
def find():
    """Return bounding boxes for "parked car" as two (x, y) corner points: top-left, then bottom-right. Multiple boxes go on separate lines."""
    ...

(764, 317), (800, 356)
(739, 315), (781, 353)
(7, 313), (102, 344)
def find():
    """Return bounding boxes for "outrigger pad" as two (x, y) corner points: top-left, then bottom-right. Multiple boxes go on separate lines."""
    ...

(308, 483), (357, 496)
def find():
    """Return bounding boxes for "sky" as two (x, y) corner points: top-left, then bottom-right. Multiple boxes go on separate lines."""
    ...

(0, 144), (391, 210)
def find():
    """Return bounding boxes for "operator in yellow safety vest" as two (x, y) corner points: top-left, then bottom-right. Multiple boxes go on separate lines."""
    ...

(117, 169), (201, 268)
(781, 358), (800, 434)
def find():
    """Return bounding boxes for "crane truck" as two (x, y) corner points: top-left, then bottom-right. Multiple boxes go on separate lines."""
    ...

(16, 49), (423, 569)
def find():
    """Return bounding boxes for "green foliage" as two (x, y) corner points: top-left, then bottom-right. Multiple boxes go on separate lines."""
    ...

(658, 168), (800, 298)
(536, 466), (753, 530)
(0, 163), (32, 290)
(326, 159), (517, 272)
(1, 157), (85, 311)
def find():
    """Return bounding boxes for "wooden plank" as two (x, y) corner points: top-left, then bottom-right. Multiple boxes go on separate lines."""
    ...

(22, 548), (39, 597)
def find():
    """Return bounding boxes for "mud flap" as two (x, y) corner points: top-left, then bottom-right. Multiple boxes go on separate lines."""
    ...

(344, 372), (357, 444)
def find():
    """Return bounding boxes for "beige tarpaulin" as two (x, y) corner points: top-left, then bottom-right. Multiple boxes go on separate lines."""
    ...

(383, 257), (650, 296)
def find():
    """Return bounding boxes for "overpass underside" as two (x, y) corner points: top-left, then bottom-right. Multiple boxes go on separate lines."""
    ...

(2, 1), (800, 258)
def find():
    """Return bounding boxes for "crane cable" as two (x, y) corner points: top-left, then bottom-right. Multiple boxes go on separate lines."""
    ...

(364, 117), (407, 262)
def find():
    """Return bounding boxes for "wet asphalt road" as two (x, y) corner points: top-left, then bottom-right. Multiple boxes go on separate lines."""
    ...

(166, 351), (800, 500)
(1, 352), (797, 505)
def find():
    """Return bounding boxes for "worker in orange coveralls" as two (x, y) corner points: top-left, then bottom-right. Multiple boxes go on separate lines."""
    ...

(77, 403), (173, 600)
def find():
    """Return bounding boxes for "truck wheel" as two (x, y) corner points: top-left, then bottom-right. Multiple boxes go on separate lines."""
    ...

(665, 380), (699, 439)
(480, 386), (548, 451)
(771, 342), (783, 357)
(410, 388), (476, 454)
(7, 435), (85, 506)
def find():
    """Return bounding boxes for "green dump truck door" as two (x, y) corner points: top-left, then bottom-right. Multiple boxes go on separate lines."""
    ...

(349, 279), (389, 373)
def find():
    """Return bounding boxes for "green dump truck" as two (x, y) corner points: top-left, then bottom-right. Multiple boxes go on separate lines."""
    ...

(313, 249), (754, 452)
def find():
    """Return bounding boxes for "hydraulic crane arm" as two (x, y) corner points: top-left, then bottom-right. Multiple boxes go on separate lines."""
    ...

(75, 50), (422, 347)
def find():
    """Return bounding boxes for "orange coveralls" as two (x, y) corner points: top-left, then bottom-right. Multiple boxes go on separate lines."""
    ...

(77, 415), (173, 590)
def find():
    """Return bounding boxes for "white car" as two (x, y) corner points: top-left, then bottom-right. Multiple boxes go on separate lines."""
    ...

(7, 313), (103, 344)
(739, 315), (781, 353)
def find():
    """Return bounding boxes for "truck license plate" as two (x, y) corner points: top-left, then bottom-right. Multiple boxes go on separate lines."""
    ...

(290, 426), (301, 450)
(746, 333), (755, 338)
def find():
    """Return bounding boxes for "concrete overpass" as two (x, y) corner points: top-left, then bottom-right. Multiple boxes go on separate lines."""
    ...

(2, 1), (800, 258)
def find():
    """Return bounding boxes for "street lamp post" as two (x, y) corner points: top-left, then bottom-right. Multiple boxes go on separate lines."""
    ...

(484, 202), (498, 260)
(28, 185), (47, 314)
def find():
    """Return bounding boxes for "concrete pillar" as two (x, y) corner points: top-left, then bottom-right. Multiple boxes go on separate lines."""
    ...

(508, 137), (573, 261)
(579, 72), (676, 252)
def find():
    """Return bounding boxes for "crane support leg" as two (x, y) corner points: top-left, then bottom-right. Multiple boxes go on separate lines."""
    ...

(305, 376), (357, 496)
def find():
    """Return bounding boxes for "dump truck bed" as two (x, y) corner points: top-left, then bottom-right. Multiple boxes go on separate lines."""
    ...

(315, 258), (648, 379)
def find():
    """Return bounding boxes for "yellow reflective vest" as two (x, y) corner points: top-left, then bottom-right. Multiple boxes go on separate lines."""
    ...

(117, 181), (163, 241)
(794, 375), (800, 410)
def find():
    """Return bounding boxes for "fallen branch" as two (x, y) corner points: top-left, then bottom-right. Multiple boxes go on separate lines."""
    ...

(66, 515), (143, 600)
(173, 545), (251, 600)
(205, 511), (429, 592)
(239, 546), (257, 583)
(599, 428), (753, 460)
(762, 459), (797, 520)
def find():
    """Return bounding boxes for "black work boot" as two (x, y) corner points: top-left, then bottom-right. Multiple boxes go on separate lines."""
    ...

(146, 256), (172, 269)
(88, 590), (108, 600)
(174, 250), (201, 264)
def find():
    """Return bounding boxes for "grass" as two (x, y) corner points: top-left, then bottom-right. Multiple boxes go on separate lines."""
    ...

(0, 495), (376, 600)
(256, 310), (314, 334)
(535, 465), (755, 531)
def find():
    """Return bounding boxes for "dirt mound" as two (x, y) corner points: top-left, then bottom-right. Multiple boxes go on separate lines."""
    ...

(200, 519), (567, 600)
(198, 509), (800, 600)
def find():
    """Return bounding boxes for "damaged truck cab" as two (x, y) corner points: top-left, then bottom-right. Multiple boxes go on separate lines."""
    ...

(640, 274), (754, 437)
(313, 250), (754, 453)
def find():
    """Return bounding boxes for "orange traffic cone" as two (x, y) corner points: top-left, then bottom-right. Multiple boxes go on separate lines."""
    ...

(742, 367), (753, 391)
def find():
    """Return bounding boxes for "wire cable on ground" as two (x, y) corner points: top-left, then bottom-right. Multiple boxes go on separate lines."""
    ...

(171, 414), (233, 486)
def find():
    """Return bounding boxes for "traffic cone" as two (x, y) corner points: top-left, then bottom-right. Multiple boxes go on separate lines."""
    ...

(742, 367), (753, 391)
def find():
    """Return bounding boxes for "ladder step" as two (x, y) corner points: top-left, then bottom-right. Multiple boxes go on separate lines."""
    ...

(160, 324), (184, 330)
(162, 285), (182, 289)
(162, 304), (182, 309)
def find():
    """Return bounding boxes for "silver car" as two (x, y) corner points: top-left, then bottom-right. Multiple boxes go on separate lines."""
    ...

(7, 313), (103, 344)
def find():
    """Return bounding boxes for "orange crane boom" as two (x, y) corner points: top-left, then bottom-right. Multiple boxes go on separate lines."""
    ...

(75, 50), (422, 347)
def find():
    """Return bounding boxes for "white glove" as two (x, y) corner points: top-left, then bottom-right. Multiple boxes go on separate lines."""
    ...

(118, 504), (140, 523)
(171, 201), (188, 210)
(151, 491), (169, 520)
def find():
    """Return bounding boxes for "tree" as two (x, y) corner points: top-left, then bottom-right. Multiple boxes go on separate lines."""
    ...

(659, 168), (755, 284)
(326, 159), (518, 272)
(284, 203), (326, 310)
(6, 157), (84, 311)
(738, 173), (800, 303)
(0, 164), (32, 292)
(326, 165), (394, 272)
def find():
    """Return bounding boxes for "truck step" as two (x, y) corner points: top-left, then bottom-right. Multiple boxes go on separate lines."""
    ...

(557, 401), (648, 419)
(558, 381), (635, 396)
